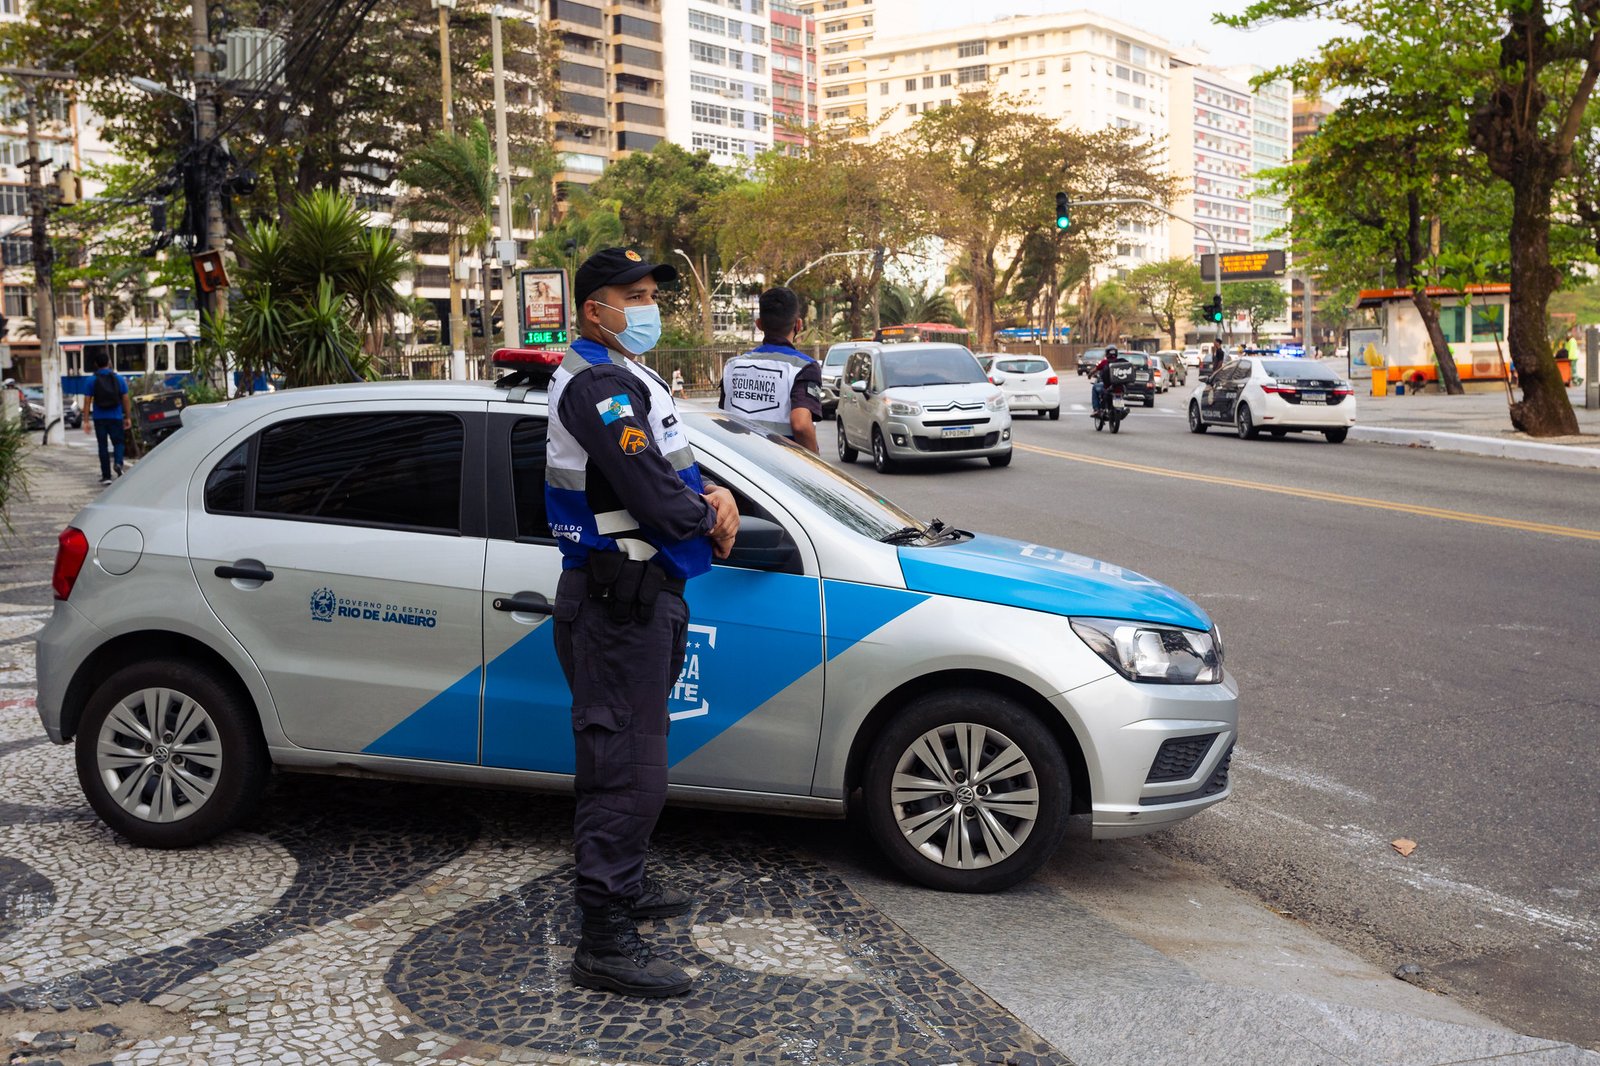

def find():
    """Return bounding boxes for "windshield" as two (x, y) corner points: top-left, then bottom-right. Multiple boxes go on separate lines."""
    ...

(691, 412), (921, 539)
(881, 346), (985, 388)
(1265, 359), (1339, 382)
(823, 347), (853, 367)
(1122, 354), (1150, 366)
(997, 359), (1048, 373)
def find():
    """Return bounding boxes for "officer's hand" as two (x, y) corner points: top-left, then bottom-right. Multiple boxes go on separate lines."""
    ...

(704, 486), (739, 558)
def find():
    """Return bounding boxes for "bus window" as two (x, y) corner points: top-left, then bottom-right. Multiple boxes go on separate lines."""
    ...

(115, 342), (146, 373)
(873, 323), (971, 346)
(175, 341), (193, 371)
(153, 343), (170, 371)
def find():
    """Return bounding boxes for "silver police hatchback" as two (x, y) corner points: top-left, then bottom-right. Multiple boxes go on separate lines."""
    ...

(37, 380), (1237, 893)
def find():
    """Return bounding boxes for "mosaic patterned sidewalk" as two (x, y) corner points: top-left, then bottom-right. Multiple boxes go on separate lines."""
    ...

(0, 444), (1070, 1065)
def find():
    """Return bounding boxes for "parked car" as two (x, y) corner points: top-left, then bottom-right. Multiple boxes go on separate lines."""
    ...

(987, 355), (1061, 419)
(819, 342), (870, 420)
(36, 381), (1236, 894)
(21, 385), (82, 429)
(1155, 351), (1187, 389)
(836, 342), (1013, 472)
(1187, 357), (1356, 442)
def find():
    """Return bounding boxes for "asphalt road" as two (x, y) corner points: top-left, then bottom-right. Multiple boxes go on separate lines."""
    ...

(822, 373), (1600, 1048)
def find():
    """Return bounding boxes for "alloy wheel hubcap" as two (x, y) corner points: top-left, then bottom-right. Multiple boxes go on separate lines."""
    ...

(96, 687), (222, 823)
(889, 722), (1040, 870)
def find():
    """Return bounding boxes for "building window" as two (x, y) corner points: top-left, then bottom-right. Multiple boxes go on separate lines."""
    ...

(0, 184), (27, 217)
(1, 235), (30, 266)
(957, 40), (986, 58)
(905, 78), (915, 91)
(956, 64), (988, 84)
(940, 72), (952, 86)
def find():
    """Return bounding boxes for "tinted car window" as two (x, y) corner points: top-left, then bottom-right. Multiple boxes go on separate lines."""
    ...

(880, 347), (985, 387)
(204, 441), (250, 514)
(254, 413), (464, 532)
(510, 417), (552, 540)
(823, 347), (852, 367)
(1264, 359), (1338, 382)
(996, 359), (1048, 373)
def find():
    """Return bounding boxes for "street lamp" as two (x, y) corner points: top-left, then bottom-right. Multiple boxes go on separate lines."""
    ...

(785, 249), (876, 287)
(129, 77), (198, 138)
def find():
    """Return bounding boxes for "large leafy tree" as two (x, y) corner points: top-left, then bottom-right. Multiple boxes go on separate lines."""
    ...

(899, 92), (1174, 348)
(1125, 258), (1206, 349)
(1226, 0), (1591, 435)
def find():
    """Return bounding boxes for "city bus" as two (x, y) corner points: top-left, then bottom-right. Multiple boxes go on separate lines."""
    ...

(873, 322), (971, 346)
(57, 328), (199, 382)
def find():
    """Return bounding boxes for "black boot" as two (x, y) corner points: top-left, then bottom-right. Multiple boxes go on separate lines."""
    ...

(571, 902), (692, 998)
(626, 875), (694, 919)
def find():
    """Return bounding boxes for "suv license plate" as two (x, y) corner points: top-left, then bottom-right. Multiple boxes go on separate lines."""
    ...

(942, 426), (976, 438)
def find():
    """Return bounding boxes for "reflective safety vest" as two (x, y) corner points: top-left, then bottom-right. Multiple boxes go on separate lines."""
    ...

(719, 342), (816, 438)
(546, 338), (711, 580)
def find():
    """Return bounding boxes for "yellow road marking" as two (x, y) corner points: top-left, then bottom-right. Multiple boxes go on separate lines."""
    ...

(1015, 443), (1600, 542)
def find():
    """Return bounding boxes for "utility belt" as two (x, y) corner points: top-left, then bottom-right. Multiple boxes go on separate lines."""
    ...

(584, 550), (685, 624)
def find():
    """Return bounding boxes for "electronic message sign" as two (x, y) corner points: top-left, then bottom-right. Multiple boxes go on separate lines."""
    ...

(1200, 249), (1288, 282)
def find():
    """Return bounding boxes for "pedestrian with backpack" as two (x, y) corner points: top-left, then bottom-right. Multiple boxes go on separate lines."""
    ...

(81, 350), (131, 485)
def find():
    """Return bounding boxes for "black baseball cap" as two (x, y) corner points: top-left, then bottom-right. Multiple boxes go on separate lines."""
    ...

(573, 247), (678, 308)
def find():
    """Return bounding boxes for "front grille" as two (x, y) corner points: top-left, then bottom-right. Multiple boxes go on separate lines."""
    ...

(1145, 733), (1217, 783)
(1139, 743), (1234, 806)
(923, 416), (992, 427)
(921, 401), (986, 414)
(912, 432), (1000, 452)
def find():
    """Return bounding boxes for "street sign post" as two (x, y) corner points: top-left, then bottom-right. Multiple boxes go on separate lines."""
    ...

(518, 267), (571, 349)
(1199, 249), (1288, 282)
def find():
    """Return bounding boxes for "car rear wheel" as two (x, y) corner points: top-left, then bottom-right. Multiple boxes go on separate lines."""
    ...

(1048, 406), (1060, 421)
(1236, 404), (1259, 440)
(1188, 402), (1207, 433)
(1144, 394), (1155, 408)
(837, 418), (858, 463)
(872, 426), (897, 473)
(75, 660), (269, 848)
(862, 689), (1069, 893)
(1325, 427), (1349, 444)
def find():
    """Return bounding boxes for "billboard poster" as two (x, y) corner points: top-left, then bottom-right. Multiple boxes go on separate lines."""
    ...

(1346, 326), (1385, 380)
(519, 268), (570, 348)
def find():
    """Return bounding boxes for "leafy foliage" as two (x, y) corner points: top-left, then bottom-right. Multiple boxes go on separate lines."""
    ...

(1125, 259), (1206, 348)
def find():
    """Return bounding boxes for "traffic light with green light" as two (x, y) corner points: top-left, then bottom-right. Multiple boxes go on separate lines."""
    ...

(1208, 294), (1224, 323)
(1055, 191), (1070, 230)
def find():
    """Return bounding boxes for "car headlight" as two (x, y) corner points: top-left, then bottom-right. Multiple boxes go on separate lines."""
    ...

(1070, 617), (1224, 684)
(889, 399), (921, 416)
(986, 393), (1007, 411)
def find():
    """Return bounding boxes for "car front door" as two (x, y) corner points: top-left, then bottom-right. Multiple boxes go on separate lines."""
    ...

(188, 402), (489, 762)
(476, 407), (826, 797)
(1201, 362), (1237, 421)
(840, 349), (872, 448)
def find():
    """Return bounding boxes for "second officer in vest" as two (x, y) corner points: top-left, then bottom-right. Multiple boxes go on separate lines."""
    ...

(718, 286), (823, 453)
(546, 248), (740, 997)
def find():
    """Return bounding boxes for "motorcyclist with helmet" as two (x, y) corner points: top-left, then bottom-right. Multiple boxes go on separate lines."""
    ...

(1090, 345), (1121, 416)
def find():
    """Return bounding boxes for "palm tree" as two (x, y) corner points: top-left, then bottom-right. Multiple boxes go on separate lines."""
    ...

(878, 282), (966, 328)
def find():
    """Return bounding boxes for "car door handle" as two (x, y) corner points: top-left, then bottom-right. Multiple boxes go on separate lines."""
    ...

(215, 561), (274, 582)
(493, 591), (554, 615)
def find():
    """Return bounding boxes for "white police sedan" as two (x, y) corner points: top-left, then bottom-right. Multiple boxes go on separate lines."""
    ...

(36, 379), (1237, 893)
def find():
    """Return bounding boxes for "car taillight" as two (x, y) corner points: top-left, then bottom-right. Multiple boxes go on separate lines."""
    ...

(53, 527), (89, 600)
(1046, 375), (1058, 385)
(1261, 382), (1295, 394)
(1333, 385), (1354, 395)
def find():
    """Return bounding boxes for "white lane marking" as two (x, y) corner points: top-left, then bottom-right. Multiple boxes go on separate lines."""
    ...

(1234, 749), (1375, 804)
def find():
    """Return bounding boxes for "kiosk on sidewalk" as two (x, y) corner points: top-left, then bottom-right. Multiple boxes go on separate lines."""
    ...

(1351, 285), (1517, 389)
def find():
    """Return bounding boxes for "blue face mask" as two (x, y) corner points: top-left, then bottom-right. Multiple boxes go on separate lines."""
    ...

(594, 301), (662, 356)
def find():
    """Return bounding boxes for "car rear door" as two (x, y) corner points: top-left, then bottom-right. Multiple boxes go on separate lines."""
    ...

(188, 401), (489, 762)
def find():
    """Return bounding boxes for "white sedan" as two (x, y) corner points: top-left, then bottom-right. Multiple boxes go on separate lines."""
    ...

(985, 355), (1062, 419)
(1187, 356), (1357, 443)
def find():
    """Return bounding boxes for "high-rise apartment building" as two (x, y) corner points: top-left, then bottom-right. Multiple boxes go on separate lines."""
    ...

(857, 12), (1174, 275)
(810, 0), (879, 125)
(1168, 56), (1254, 260)
(1292, 95), (1334, 149)
(661, 0), (775, 166)
(1227, 65), (1291, 249)
(550, 0), (666, 194)
(769, 1), (817, 153)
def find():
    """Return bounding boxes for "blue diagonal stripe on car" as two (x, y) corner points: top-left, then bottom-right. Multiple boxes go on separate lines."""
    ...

(363, 668), (483, 764)
(822, 582), (928, 663)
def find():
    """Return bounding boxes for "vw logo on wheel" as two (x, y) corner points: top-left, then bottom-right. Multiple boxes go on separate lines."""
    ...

(956, 785), (976, 805)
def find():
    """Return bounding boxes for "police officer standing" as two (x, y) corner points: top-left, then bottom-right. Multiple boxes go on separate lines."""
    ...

(718, 286), (823, 453)
(545, 248), (740, 997)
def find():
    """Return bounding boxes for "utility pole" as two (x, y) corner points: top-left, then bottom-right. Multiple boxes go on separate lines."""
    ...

(433, 0), (466, 381)
(191, 1), (225, 327)
(490, 6), (518, 358)
(6, 67), (75, 445)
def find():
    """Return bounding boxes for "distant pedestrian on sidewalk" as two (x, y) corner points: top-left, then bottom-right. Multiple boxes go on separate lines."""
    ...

(81, 351), (131, 485)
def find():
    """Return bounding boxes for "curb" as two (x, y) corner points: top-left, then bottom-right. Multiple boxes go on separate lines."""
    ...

(1350, 425), (1600, 468)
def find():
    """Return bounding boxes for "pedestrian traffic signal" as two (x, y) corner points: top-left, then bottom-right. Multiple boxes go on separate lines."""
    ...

(1208, 294), (1224, 323)
(1055, 191), (1070, 230)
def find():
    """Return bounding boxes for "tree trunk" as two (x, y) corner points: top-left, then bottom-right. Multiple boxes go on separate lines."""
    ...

(1409, 291), (1461, 395)
(1507, 177), (1580, 435)
(969, 249), (996, 348)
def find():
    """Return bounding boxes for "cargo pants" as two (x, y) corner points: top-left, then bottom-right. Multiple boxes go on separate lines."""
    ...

(553, 568), (690, 913)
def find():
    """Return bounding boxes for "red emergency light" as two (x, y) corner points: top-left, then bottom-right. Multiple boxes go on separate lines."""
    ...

(492, 347), (564, 388)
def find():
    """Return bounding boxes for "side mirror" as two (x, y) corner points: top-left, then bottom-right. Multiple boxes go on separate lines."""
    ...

(850, 379), (868, 394)
(724, 515), (801, 572)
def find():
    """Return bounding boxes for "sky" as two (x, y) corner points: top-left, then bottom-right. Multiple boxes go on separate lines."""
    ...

(897, 0), (1340, 69)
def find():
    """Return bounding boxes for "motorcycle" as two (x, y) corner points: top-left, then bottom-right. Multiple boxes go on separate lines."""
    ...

(1092, 362), (1134, 433)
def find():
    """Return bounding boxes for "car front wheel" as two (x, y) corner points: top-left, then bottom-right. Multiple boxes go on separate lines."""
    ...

(75, 660), (269, 848)
(872, 426), (897, 473)
(988, 449), (1012, 467)
(837, 418), (858, 463)
(1188, 402), (1208, 433)
(862, 689), (1069, 893)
